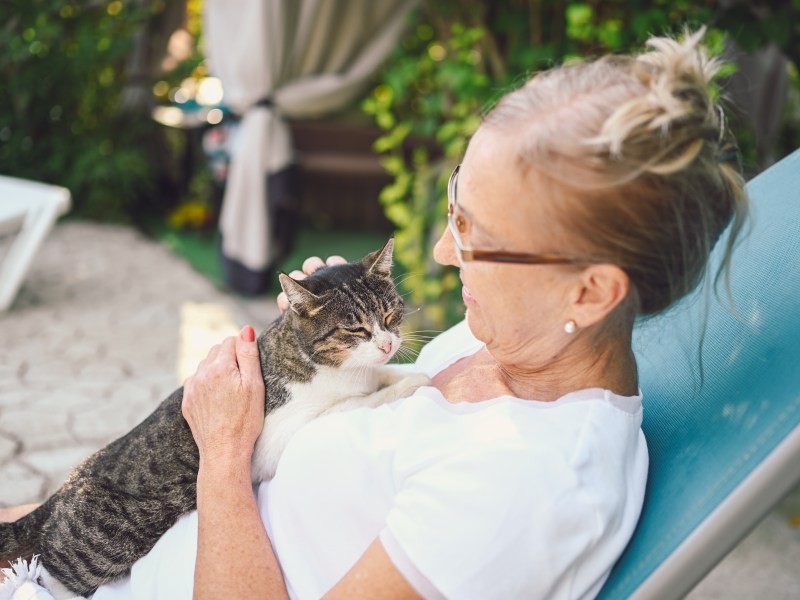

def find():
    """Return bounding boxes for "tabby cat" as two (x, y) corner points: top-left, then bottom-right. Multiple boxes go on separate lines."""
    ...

(0, 239), (429, 598)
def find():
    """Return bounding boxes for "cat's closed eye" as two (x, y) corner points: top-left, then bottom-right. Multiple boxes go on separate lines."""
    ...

(343, 325), (371, 337)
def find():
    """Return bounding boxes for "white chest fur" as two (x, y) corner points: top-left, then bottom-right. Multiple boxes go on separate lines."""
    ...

(250, 366), (429, 482)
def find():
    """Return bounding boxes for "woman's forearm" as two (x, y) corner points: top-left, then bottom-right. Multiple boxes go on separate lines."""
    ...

(194, 455), (288, 600)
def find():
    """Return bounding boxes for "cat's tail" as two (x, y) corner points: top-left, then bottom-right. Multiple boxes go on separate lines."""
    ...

(0, 498), (53, 562)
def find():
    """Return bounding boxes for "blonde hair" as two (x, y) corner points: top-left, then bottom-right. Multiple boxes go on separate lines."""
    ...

(484, 29), (748, 316)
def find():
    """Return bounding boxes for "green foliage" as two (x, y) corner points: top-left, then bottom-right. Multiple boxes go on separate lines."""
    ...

(364, 0), (797, 332)
(717, 1), (800, 62)
(0, 1), (160, 221)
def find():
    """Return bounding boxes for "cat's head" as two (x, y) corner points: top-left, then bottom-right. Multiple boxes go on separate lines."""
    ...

(278, 239), (404, 368)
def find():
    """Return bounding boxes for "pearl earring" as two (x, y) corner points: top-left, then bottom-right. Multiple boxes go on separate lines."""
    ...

(564, 319), (577, 334)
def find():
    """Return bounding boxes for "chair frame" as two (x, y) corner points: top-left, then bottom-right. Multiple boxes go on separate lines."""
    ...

(0, 175), (71, 311)
(631, 426), (800, 599)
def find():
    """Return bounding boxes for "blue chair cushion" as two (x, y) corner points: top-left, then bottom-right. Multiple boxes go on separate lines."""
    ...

(598, 148), (800, 598)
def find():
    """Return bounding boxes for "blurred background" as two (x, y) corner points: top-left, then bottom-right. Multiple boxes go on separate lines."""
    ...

(1, 0), (799, 332)
(1, 4), (799, 597)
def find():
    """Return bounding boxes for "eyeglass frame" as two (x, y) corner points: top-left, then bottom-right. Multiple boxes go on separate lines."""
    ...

(446, 164), (592, 266)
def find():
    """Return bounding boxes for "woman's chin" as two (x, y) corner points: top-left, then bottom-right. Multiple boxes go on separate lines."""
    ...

(464, 309), (488, 343)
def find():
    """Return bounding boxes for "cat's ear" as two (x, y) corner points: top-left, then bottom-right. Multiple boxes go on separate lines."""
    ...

(279, 273), (319, 316)
(363, 238), (394, 278)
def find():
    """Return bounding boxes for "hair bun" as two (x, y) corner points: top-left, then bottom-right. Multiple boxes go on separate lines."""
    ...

(593, 27), (724, 175)
(482, 27), (749, 317)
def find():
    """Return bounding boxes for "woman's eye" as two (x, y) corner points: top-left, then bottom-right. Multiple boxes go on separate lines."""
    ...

(455, 214), (467, 233)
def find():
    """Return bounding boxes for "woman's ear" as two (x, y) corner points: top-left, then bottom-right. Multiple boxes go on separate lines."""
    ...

(570, 264), (630, 328)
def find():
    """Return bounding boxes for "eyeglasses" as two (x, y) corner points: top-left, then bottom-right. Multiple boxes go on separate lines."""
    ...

(446, 164), (590, 266)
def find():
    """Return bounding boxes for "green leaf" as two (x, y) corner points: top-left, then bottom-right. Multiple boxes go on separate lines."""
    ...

(566, 3), (594, 42)
(385, 202), (413, 227)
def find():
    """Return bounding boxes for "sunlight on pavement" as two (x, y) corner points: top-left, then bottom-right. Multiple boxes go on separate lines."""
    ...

(178, 302), (240, 383)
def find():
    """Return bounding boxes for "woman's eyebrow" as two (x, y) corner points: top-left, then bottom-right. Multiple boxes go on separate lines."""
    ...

(457, 202), (475, 220)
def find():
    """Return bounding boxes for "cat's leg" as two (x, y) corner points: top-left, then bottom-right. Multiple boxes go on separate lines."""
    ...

(324, 371), (431, 414)
(380, 371), (432, 401)
(378, 366), (431, 390)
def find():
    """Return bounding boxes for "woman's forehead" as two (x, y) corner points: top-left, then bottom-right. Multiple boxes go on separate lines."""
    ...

(461, 129), (538, 210)
(461, 127), (568, 243)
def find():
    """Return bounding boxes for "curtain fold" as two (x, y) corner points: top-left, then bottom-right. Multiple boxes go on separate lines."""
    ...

(204, 0), (417, 294)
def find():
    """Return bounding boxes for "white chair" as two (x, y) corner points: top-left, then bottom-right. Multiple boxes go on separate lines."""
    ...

(0, 175), (71, 311)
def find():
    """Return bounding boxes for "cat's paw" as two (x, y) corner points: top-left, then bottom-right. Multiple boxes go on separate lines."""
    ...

(388, 372), (431, 400)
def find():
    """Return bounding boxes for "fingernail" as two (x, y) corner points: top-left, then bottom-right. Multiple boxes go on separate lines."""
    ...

(241, 325), (256, 342)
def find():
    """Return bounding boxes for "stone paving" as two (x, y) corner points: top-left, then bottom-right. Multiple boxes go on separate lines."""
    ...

(0, 221), (798, 597)
(0, 222), (280, 505)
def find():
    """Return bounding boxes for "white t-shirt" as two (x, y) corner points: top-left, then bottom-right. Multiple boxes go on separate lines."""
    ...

(93, 320), (648, 600)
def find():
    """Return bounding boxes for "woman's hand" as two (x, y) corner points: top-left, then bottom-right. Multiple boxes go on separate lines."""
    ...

(277, 254), (347, 313)
(185, 328), (287, 599)
(182, 326), (265, 466)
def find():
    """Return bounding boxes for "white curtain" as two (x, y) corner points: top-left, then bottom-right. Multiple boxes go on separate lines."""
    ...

(203, 0), (417, 291)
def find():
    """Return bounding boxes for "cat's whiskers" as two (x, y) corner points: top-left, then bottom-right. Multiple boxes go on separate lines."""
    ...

(395, 347), (419, 362)
(399, 330), (441, 361)
(401, 334), (440, 343)
(393, 271), (422, 286)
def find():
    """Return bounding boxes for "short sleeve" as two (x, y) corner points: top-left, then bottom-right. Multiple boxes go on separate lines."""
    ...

(380, 444), (601, 600)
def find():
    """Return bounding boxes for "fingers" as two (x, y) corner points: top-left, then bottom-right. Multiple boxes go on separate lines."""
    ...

(277, 292), (290, 313)
(302, 256), (326, 275)
(299, 255), (346, 275)
(217, 336), (237, 369)
(325, 255), (347, 266)
(236, 326), (263, 381)
(240, 325), (256, 343)
(192, 334), (256, 382)
(188, 337), (235, 386)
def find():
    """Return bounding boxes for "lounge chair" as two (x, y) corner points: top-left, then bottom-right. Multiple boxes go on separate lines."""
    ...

(598, 148), (800, 598)
(0, 175), (71, 311)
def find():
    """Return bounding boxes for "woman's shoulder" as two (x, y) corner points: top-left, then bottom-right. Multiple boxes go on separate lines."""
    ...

(387, 386), (642, 467)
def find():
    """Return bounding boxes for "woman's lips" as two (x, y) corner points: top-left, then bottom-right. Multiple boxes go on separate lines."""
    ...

(462, 285), (476, 305)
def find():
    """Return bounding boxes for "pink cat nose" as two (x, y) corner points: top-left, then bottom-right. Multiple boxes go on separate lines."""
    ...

(378, 339), (393, 354)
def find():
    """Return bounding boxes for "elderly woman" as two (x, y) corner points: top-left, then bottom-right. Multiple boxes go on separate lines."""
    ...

(3, 30), (746, 599)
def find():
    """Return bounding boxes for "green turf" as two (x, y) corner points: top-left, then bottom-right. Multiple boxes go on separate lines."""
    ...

(149, 222), (392, 297)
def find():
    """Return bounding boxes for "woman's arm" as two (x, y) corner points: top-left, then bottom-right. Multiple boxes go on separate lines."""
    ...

(324, 540), (420, 599)
(182, 326), (288, 600)
(194, 450), (286, 599)
(0, 504), (39, 523)
(0, 504), (41, 579)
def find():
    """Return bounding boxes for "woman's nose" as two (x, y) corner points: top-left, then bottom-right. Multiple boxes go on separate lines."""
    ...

(433, 225), (459, 267)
